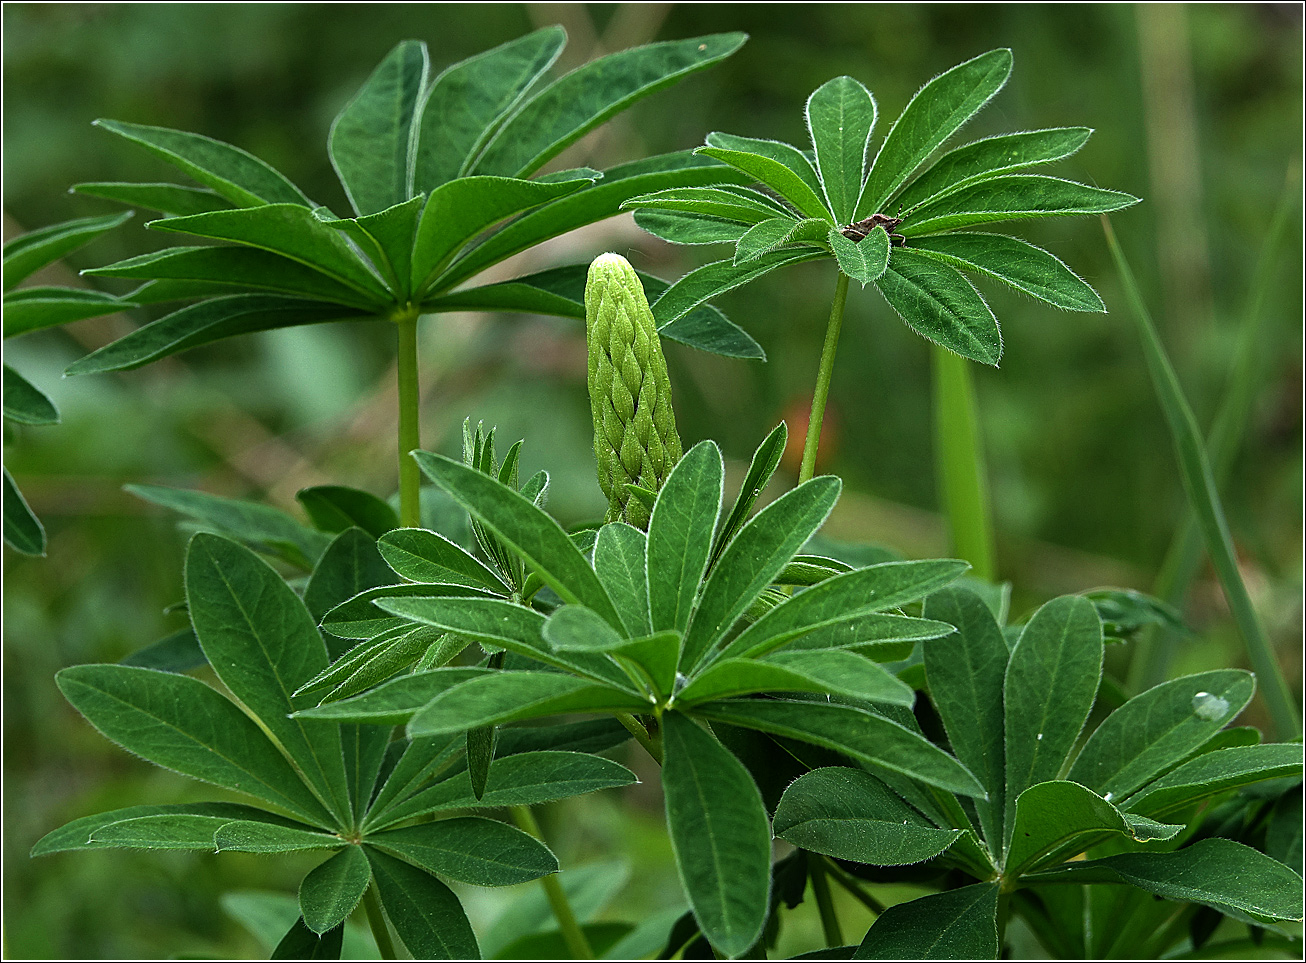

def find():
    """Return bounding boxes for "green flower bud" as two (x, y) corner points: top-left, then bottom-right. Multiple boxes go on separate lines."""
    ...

(585, 252), (683, 529)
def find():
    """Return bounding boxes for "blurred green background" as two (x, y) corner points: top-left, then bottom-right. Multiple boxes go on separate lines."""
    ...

(3, 3), (1301, 958)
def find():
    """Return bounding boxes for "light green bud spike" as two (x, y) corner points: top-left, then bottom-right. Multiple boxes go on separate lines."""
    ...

(585, 252), (683, 529)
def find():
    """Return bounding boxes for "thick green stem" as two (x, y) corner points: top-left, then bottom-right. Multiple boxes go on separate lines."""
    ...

(396, 311), (422, 529)
(809, 855), (845, 947)
(932, 345), (996, 581)
(615, 711), (663, 764)
(362, 881), (397, 960)
(511, 805), (595, 960)
(799, 271), (851, 485)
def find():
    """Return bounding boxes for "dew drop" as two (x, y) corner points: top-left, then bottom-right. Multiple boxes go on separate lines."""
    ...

(1192, 691), (1230, 721)
(1036, 732), (1044, 741)
(1103, 791), (1113, 802)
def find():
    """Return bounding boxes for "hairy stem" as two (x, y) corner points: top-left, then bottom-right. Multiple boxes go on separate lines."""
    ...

(932, 345), (996, 581)
(799, 271), (851, 485)
(511, 805), (595, 959)
(362, 881), (397, 959)
(615, 711), (663, 764)
(809, 854), (845, 947)
(396, 311), (422, 528)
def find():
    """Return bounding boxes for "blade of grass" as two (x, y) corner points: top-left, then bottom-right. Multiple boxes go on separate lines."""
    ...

(933, 345), (996, 582)
(1103, 216), (1299, 740)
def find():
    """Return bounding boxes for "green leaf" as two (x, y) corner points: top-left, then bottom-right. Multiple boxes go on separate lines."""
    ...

(1067, 670), (1255, 801)
(86, 246), (376, 310)
(3, 466), (45, 556)
(473, 33), (747, 178)
(185, 533), (349, 823)
(411, 175), (594, 293)
(298, 487), (400, 540)
(624, 185), (793, 225)
(300, 846), (372, 935)
(412, 26), (566, 191)
(73, 181), (236, 216)
(213, 820), (343, 853)
(304, 527), (398, 626)
(54, 664), (330, 823)
(774, 767), (963, 865)
(636, 211), (752, 246)
(329, 40), (428, 216)
(271, 917), (344, 960)
(122, 483), (332, 571)
(1003, 596), (1103, 851)
(295, 666), (492, 725)
(922, 586), (1009, 856)
(119, 627), (207, 673)
(370, 817), (557, 886)
(3, 364), (58, 425)
(406, 672), (648, 737)
(3, 210), (133, 291)
(593, 523), (652, 637)
(31, 803), (260, 855)
(479, 860), (630, 957)
(93, 119), (312, 208)
(64, 294), (370, 376)
(710, 423), (787, 568)
(907, 233), (1103, 311)
(697, 146), (831, 221)
(1123, 744), (1304, 818)
(647, 441), (724, 635)
(376, 528), (508, 592)
(367, 750), (637, 830)
(295, 626), (449, 705)
(734, 216), (820, 265)
(698, 699), (986, 798)
(1005, 781), (1181, 878)
(321, 195), (427, 297)
(320, 583), (496, 640)
(678, 650), (914, 707)
(661, 712), (771, 959)
(829, 226), (890, 285)
(681, 476), (841, 671)
(1023, 838), (1304, 926)
(149, 206), (391, 301)
(875, 249), (1001, 365)
(807, 76), (877, 223)
(411, 450), (622, 627)
(364, 847), (480, 959)
(853, 883), (999, 959)
(3, 287), (134, 337)
(859, 49), (1013, 218)
(905, 175), (1139, 235)
(81, 811), (314, 850)
(704, 132), (828, 214)
(894, 127), (1092, 213)
(543, 605), (627, 652)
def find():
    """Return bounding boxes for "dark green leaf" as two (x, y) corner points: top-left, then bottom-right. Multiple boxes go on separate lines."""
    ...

(859, 49), (1013, 217)
(875, 249), (1001, 365)
(907, 233), (1103, 311)
(32, 802), (290, 855)
(185, 533), (349, 822)
(661, 712), (771, 959)
(922, 586), (1009, 856)
(895, 128), (1092, 213)
(698, 699), (986, 798)
(679, 649), (914, 706)
(320, 195), (427, 297)
(297, 626), (449, 705)
(543, 605), (627, 652)
(1067, 670), (1254, 801)
(2, 467), (45, 556)
(681, 476), (841, 671)
(480, 860), (629, 957)
(829, 226), (890, 285)
(412, 26), (566, 191)
(703, 132), (827, 214)
(854, 883), (999, 959)
(93, 119), (312, 208)
(295, 667), (493, 725)
(635, 211), (752, 246)
(3, 210), (133, 292)
(593, 522), (652, 637)
(86, 246), (376, 309)
(473, 33), (747, 178)
(54, 664), (331, 823)
(710, 422), (787, 568)
(647, 441), (723, 635)
(807, 76), (877, 223)
(3, 287), (134, 337)
(298, 487), (400, 540)
(697, 146), (831, 221)
(3, 364), (58, 425)
(905, 175), (1140, 235)
(329, 40), (428, 216)
(212, 820), (342, 853)
(624, 185), (793, 225)
(376, 528), (509, 592)
(466, 722), (496, 800)
(271, 917), (344, 960)
(300, 846), (372, 935)
(305, 527), (398, 626)
(1003, 596), (1103, 852)
(87, 811), (315, 850)
(119, 627), (207, 673)
(774, 767), (963, 865)
(65, 294), (370, 376)
(320, 583), (497, 639)
(73, 181), (235, 216)
(365, 847), (480, 959)
(1123, 744), (1304, 818)
(1023, 838), (1304, 925)
(370, 817), (557, 886)
(733, 217), (804, 264)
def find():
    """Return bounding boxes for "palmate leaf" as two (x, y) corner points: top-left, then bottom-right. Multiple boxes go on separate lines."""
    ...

(369, 817), (557, 886)
(3, 287), (135, 337)
(904, 175), (1139, 235)
(854, 883), (1000, 960)
(364, 847), (480, 959)
(303, 527), (397, 627)
(807, 75), (877, 223)
(2, 210), (133, 292)
(376, 527), (509, 591)
(1121, 743), (1304, 819)
(622, 185), (792, 225)
(829, 226), (890, 284)
(73, 181), (236, 217)
(32, 802), (295, 855)
(710, 421), (787, 567)
(704, 132), (827, 209)
(294, 667), (495, 725)
(676, 650), (914, 707)
(300, 846), (372, 935)
(907, 233), (1103, 312)
(697, 146), (832, 221)
(875, 249), (1001, 365)
(650, 248), (825, 330)
(636, 211), (753, 246)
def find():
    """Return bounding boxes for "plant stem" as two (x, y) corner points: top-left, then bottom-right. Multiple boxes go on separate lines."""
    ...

(615, 711), (663, 764)
(362, 881), (397, 960)
(799, 271), (851, 485)
(396, 311), (422, 529)
(1104, 216), (1300, 740)
(510, 805), (595, 959)
(809, 855), (845, 947)
(932, 345), (996, 581)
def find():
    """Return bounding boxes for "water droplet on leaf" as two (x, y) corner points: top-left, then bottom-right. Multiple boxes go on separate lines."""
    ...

(1192, 691), (1230, 721)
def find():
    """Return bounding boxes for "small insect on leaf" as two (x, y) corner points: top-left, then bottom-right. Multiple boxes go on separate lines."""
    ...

(841, 213), (906, 247)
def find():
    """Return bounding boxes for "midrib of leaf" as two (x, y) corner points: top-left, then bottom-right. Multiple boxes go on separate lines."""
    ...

(676, 724), (743, 948)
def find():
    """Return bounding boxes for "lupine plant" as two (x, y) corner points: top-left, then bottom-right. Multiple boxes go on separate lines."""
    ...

(16, 24), (1304, 963)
